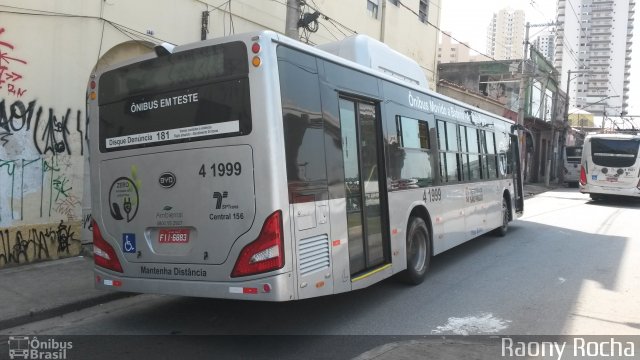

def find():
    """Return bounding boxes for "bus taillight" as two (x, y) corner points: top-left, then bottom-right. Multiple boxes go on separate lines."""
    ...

(231, 210), (284, 278)
(579, 165), (587, 186)
(92, 220), (123, 273)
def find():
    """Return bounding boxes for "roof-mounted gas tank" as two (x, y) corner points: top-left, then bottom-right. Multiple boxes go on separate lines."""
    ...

(317, 34), (428, 89)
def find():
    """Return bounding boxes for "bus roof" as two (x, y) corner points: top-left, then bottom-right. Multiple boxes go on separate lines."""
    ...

(584, 133), (640, 140)
(95, 30), (516, 127)
(271, 31), (515, 126)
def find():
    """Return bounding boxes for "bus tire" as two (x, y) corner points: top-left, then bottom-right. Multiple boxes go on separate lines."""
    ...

(492, 197), (509, 237)
(400, 216), (431, 285)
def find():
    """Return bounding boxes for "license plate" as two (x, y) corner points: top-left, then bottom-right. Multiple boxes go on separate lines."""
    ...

(606, 177), (618, 183)
(158, 229), (190, 243)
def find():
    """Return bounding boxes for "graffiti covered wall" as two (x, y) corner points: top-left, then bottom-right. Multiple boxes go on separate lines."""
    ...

(0, 26), (85, 267)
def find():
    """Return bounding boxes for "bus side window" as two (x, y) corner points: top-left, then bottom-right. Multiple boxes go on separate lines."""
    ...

(277, 46), (326, 198)
(505, 136), (515, 175)
(466, 127), (481, 181)
(437, 120), (460, 183)
(458, 125), (470, 181)
(391, 116), (432, 189)
(484, 131), (498, 179)
(495, 132), (510, 177)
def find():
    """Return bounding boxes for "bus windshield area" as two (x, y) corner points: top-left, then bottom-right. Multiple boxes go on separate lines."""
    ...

(565, 146), (582, 160)
(591, 138), (640, 168)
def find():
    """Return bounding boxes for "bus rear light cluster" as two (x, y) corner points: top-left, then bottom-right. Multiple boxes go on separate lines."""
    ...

(88, 80), (97, 100)
(231, 210), (284, 278)
(92, 220), (123, 273)
(579, 165), (587, 186)
(251, 41), (262, 67)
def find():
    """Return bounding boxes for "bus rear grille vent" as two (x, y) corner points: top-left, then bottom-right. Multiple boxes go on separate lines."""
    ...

(298, 234), (330, 276)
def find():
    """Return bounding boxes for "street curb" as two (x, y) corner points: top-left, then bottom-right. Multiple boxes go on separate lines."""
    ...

(0, 292), (137, 331)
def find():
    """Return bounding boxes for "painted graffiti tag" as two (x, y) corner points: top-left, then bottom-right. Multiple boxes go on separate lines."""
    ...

(55, 194), (81, 221)
(0, 220), (80, 266)
(0, 28), (28, 98)
(53, 175), (72, 201)
(82, 213), (93, 231)
(0, 156), (80, 222)
(0, 98), (84, 155)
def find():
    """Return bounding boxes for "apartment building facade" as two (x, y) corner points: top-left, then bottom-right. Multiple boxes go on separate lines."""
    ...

(486, 8), (526, 60)
(555, 0), (635, 115)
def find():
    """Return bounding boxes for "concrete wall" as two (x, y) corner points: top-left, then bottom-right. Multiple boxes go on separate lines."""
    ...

(0, 9), (101, 266)
(438, 61), (521, 113)
(0, 0), (440, 267)
(436, 81), (517, 121)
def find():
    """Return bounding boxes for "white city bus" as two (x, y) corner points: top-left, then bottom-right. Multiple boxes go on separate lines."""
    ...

(579, 133), (640, 200)
(88, 31), (523, 301)
(563, 145), (583, 187)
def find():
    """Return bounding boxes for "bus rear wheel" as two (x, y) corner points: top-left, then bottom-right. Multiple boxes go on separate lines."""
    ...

(400, 216), (431, 285)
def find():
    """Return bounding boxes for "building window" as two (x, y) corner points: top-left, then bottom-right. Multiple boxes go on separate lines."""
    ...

(419, 0), (428, 23)
(367, 0), (379, 19)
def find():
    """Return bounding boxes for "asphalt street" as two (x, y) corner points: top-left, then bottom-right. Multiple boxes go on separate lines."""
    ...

(2, 188), (639, 359)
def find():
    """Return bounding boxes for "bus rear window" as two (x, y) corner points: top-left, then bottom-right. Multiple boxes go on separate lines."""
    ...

(590, 139), (640, 168)
(565, 146), (582, 158)
(98, 42), (251, 152)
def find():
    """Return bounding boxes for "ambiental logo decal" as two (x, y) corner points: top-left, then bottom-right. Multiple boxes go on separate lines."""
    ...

(158, 172), (176, 189)
(108, 177), (139, 222)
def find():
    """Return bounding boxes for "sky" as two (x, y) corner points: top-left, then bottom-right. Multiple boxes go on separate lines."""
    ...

(440, 0), (640, 123)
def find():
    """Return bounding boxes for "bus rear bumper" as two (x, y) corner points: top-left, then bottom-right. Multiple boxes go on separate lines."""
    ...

(94, 267), (296, 301)
(580, 184), (640, 198)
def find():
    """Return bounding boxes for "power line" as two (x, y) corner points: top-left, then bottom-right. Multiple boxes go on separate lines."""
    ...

(396, 0), (500, 62)
(565, 0), (590, 40)
(195, 0), (230, 14)
(0, 5), (168, 43)
(0, 8), (100, 19)
(0, 4), (96, 18)
(95, 2), (106, 68)
(302, 1), (357, 35)
(318, 22), (339, 41)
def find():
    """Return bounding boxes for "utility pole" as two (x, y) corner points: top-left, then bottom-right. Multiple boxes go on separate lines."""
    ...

(285, 0), (301, 39)
(517, 21), (557, 183)
(547, 84), (559, 186)
(559, 69), (589, 184)
(516, 22), (531, 183)
(201, 11), (209, 41)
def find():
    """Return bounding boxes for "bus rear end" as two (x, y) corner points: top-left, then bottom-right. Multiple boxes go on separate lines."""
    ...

(563, 146), (582, 187)
(88, 32), (296, 301)
(580, 134), (640, 199)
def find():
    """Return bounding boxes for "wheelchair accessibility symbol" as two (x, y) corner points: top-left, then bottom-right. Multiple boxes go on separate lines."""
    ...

(123, 233), (136, 253)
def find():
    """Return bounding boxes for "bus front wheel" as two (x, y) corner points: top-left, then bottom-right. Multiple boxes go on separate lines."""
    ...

(400, 216), (431, 285)
(492, 198), (509, 237)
